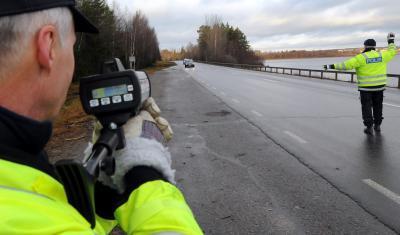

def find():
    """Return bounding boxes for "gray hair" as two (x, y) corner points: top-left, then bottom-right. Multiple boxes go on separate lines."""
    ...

(0, 7), (73, 78)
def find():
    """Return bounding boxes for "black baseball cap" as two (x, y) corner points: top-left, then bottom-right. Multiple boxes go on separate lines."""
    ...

(0, 0), (99, 33)
(364, 39), (376, 48)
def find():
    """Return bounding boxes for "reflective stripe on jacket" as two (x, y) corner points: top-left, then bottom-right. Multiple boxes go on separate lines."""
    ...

(334, 43), (397, 88)
(0, 159), (203, 235)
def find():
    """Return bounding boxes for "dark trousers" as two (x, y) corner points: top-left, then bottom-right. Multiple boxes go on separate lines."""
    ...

(359, 90), (384, 127)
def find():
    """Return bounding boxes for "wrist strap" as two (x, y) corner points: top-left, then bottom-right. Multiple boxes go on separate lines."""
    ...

(125, 166), (167, 192)
(113, 166), (167, 211)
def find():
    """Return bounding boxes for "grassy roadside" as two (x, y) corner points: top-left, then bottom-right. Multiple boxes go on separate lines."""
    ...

(143, 60), (176, 74)
(46, 61), (176, 159)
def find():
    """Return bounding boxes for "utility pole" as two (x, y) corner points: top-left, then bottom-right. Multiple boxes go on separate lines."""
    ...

(214, 33), (217, 59)
(128, 21), (136, 70)
(133, 25), (136, 70)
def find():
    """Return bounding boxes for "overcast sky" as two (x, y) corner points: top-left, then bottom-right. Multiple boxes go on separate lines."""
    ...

(107, 0), (400, 51)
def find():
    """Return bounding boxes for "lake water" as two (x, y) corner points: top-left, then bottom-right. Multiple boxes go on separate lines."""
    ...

(263, 55), (400, 87)
(264, 55), (400, 74)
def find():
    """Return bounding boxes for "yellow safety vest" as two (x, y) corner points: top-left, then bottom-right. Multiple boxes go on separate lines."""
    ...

(0, 159), (203, 235)
(334, 43), (397, 90)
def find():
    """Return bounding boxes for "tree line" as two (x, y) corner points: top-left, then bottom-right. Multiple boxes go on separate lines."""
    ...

(180, 16), (262, 65)
(75, 0), (161, 78)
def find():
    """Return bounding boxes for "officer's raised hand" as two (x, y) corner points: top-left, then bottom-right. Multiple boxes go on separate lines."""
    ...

(388, 32), (395, 44)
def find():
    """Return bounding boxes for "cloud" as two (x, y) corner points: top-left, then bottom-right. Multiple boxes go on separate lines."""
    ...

(107, 0), (400, 51)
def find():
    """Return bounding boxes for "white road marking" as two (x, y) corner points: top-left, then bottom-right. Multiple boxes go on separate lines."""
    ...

(241, 71), (281, 82)
(263, 79), (280, 83)
(251, 110), (263, 117)
(220, 92), (227, 96)
(363, 179), (400, 205)
(284, 131), (308, 144)
(232, 98), (240, 104)
(212, 86), (217, 90)
(383, 103), (400, 108)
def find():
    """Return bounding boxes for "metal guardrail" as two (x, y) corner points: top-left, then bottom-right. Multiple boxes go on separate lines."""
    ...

(199, 61), (400, 89)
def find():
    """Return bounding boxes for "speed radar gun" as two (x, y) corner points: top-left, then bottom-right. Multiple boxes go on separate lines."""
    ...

(55, 58), (151, 228)
(80, 59), (151, 177)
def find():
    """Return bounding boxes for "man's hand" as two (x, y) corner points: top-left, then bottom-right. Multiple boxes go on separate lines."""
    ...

(388, 32), (395, 44)
(125, 97), (173, 142)
(90, 97), (173, 144)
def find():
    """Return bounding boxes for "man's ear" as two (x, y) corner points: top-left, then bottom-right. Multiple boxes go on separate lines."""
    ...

(36, 25), (57, 70)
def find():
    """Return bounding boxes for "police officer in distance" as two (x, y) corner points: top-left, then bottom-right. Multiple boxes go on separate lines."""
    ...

(0, 0), (202, 234)
(324, 33), (397, 135)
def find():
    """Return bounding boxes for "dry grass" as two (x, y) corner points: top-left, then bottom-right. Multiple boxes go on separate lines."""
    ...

(54, 83), (92, 135)
(47, 83), (94, 151)
(143, 61), (176, 74)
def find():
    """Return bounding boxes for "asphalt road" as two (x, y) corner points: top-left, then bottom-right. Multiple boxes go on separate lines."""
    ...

(150, 62), (400, 234)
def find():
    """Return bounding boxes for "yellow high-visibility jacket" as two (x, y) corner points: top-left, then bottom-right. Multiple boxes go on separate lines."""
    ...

(0, 159), (203, 235)
(334, 43), (397, 90)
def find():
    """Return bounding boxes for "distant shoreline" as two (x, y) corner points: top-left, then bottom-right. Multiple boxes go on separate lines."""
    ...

(258, 50), (359, 61)
(262, 55), (355, 61)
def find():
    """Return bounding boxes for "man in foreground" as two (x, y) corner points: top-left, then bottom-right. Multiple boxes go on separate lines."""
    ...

(324, 33), (397, 135)
(0, 0), (202, 234)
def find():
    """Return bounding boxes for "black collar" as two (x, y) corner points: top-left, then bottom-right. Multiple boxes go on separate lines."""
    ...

(363, 48), (376, 53)
(0, 106), (58, 179)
